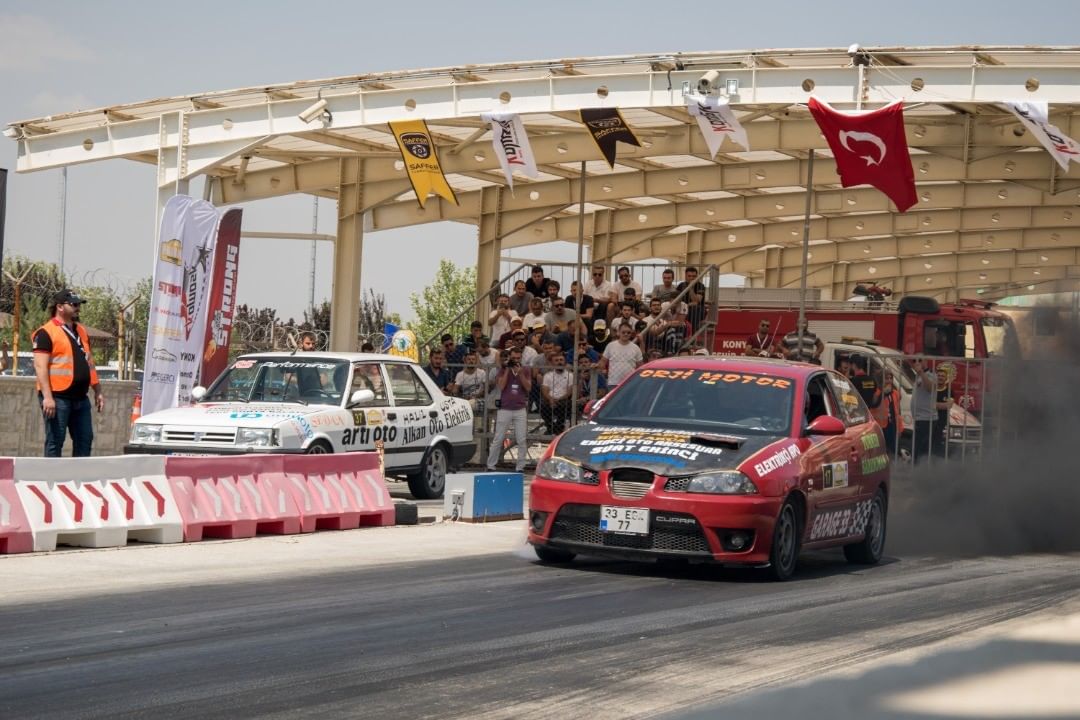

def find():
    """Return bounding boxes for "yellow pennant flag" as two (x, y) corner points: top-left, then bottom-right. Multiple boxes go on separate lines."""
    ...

(389, 119), (459, 208)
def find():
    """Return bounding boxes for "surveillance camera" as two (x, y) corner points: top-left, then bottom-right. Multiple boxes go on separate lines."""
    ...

(298, 98), (329, 124)
(2, 126), (19, 139)
(848, 43), (861, 56)
(697, 69), (721, 95)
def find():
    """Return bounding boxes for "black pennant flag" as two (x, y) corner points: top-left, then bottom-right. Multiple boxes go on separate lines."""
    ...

(579, 108), (641, 168)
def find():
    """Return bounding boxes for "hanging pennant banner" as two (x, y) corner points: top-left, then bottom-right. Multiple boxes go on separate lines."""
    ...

(686, 95), (749, 156)
(579, 108), (641, 168)
(1005, 100), (1080, 172)
(389, 119), (459, 208)
(481, 112), (538, 189)
(199, 208), (243, 386)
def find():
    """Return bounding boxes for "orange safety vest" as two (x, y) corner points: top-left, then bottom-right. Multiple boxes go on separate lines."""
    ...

(35, 318), (99, 393)
(871, 386), (903, 434)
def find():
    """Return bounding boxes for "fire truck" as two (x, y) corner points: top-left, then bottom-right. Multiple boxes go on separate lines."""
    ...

(710, 287), (1018, 414)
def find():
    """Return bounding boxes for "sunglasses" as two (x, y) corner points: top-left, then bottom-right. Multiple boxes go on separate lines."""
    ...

(592, 272), (603, 276)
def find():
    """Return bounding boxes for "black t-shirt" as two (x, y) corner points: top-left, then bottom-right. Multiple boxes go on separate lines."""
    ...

(676, 280), (706, 306)
(565, 293), (595, 323)
(33, 322), (92, 399)
(524, 278), (550, 298)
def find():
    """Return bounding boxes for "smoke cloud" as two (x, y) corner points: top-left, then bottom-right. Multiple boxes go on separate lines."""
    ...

(888, 306), (1080, 557)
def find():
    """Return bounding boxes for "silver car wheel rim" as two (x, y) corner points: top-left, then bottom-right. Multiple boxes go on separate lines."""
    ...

(868, 500), (885, 556)
(776, 507), (796, 571)
(426, 448), (446, 491)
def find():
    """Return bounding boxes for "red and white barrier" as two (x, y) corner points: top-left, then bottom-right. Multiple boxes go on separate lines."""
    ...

(12, 456), (182, 551)
(0, 458), (34, 554)
(282, 453), (394, 531)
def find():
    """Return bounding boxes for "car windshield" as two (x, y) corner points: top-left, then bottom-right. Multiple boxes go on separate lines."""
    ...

(593, 368), (794, 435)
(202, 357), (349, 405)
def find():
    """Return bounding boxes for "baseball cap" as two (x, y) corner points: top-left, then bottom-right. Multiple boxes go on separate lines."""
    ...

(510, 316), (523, 324)
(593, 319), (607, 329)
(52, 289), (84, 306)
(531, 320), (547, 331)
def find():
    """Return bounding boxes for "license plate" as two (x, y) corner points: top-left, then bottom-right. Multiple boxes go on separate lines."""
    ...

(600, 506), (650, 535)
(168, 452), (214, 457)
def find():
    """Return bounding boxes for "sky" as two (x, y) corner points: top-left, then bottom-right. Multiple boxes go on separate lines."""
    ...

(2, 0), (1079, 322)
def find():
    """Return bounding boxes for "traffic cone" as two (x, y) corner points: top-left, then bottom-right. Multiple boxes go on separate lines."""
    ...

(130, 395), (142, 425)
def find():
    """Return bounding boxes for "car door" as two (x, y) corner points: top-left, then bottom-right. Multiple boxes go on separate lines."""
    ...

(384, 362), (438, 469)
(802, 373), (859, 543)
(337, 362), (394, 453)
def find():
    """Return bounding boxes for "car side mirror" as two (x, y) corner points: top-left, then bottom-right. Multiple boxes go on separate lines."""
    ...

(191, 386), (207, 402)
(582, 399), (594, 418)
(806, 415), (846, 436)
(348, 388), (375, 407)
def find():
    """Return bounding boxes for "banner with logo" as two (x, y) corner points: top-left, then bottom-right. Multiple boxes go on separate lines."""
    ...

(389, 119), (458, 208)
(579, 108), (641, 168)
(686, 95), (749, 156)
(199, 207), (243, 385)
(142, 195), (220, 414)
(480, 112), (538, 189)
(1005, 100), (1080, 172)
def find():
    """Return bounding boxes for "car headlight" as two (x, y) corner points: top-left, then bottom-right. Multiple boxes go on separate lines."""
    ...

(237, 427), (276, 447)
(131, 424), (162, 443)
(686, 471), (758, 495)
(536, 456), (587, 483)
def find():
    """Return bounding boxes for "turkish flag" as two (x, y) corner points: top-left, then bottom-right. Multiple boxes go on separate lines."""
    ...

(808, 98), (917, 212)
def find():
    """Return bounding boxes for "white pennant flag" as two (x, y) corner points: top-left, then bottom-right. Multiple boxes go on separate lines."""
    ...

(481, 112), (538, 189)
(687, 95), (749, 157)
(1005, 100), (1080, 172)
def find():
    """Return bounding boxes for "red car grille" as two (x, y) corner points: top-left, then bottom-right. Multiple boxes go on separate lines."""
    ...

(549, 504), (711, 554)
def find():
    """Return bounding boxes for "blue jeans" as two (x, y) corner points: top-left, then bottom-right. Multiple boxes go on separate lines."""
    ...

(40, 394), (94, 457)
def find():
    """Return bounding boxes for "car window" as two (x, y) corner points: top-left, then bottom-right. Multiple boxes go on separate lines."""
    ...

(350, 363), (389, 406)
(804, 374), (840, 425)
(826, 372), (871, 426)
(385, 364), (434, 407)
(203, 358), (347, 404)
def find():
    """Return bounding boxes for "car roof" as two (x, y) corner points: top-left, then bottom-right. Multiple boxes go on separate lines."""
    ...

(238, 352), (416, 364)
(642, 355), (821, 381)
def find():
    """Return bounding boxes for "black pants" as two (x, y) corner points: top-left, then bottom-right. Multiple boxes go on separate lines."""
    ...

(913, 420), (944, 463)
(541, 398), (571, 435)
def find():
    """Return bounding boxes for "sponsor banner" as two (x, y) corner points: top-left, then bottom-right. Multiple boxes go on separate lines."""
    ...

(686, 95), (749, 156)
(200, 208), (243, 386)
(142, 195), (220, 414)
(579, 108), (641, 168)
(387, 328), (419, 362)
(389, 119), (458, 208)
(821, 461), (848, 489)
(1005, 100), (1080, 172)
(481, 112), (538, 189)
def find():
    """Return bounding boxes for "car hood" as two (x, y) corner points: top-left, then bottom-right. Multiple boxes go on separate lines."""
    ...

(137, 402), (329, 429)
(552, 423), (783, 476)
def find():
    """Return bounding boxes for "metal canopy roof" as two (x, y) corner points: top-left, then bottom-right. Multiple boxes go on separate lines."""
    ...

(9, 44), (1080, 311)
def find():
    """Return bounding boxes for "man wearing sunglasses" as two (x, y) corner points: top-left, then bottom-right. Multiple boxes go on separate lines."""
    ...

(745, 319), (777, 358)
(32, 289), (104, 457)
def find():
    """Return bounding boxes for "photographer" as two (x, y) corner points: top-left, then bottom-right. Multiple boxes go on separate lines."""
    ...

(485, 346), (532, 472)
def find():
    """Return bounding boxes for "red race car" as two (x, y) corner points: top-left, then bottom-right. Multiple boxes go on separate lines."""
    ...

(528, 357), (890, 580)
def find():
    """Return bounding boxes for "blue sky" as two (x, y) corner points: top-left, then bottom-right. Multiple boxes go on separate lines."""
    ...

(2, 0), (1078, 320)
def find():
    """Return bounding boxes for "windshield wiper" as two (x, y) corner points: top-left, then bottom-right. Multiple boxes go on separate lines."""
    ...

(689, 432), (746, 448)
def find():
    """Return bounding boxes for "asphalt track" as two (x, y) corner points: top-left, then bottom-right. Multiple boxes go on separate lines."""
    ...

(1, 533), (1078, 719)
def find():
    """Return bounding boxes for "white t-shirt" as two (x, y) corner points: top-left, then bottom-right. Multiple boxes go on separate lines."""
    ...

(454, 369), (487, 399)
(615, 279), (643, 300)
(477, 348), (498, 368)
(488, 308), (518, 343)
(523, 312), (551, 332)
(586, 279), (617, 303)
(542, 369), (573, 400)
(603, 340), (643, 386)
(521, 345), (539, 366)
(610, 316), (638, 334)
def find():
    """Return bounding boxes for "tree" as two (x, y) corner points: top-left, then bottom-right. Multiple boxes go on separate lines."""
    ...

(408, 260), (477, 352)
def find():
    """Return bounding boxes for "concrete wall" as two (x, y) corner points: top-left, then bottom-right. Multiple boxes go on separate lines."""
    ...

(0, 377), (140, 457)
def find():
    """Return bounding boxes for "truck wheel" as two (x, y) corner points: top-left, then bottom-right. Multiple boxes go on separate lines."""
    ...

(407, 443), (448, 499)
(844, 490), (887, 565)
(534, 545), (576, 563)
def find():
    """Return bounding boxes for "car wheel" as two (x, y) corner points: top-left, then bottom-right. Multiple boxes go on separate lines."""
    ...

(534, 545), (576, 563)
(305, 440), (332, 454)
(407, 443), (448, 499)
(844, 489), (887, 565)
(766, 498), (801, 581)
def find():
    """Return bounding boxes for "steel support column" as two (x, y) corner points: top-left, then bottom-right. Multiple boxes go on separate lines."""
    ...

(475, 185), (504, 322)
(154, 112), (189, 266)
(331, 158), (364, 351)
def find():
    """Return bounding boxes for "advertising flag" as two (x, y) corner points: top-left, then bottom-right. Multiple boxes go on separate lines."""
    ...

(1005, 100), (1080, 172)
(808, 97), (917, 212)
(481, 112), (538, 189)
(686, 95), (749, 156)
(389, 119), (458, 208)
(199, 208), (243, 385)
(142, 195), (220, 414)
(579, 108), (641, 168)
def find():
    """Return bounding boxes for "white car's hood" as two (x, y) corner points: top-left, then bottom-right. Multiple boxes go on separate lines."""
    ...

(138, 402), (330, 429)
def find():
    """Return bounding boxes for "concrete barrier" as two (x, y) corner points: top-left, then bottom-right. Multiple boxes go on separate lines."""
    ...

(0, 458), (34, 554)
(282, 453), (394, 531)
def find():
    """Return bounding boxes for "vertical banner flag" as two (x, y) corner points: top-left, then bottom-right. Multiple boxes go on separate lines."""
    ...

(579, 108), (641, 168)
(1005, 101), (1080, 172)
(389, 120), (458, 208)
(481, 112), (538, 189)
(808, 98), (917, 212)
(686, 95), (749, 156)
(199, 208), (243, 385)
(142, 195), (220, 414)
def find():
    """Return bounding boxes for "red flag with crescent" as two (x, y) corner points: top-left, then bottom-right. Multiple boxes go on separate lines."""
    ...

(808, 97), (917, 213)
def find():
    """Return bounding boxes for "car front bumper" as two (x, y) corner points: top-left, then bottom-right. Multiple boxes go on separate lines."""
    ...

(527, 477), (784, 565)
(123, 444), (307, 456)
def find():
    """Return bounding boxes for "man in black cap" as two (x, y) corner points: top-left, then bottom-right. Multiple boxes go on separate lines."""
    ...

(32, 289), (104, 457)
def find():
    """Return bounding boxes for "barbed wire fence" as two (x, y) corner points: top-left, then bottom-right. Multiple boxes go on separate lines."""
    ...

(230, 320), (388, 355)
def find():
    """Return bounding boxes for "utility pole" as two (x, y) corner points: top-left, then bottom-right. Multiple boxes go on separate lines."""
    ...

(309, 196), (318, 316)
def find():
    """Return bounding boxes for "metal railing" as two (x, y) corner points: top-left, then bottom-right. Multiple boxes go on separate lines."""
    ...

(419, 262), (528, 351)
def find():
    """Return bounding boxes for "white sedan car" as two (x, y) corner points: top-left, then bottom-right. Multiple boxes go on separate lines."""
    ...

(125, 352), (476, 499)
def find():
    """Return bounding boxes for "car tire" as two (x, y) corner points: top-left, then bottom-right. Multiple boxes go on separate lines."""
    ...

(407, 443), (449, 500)
(305, 440), (332, 454)
(844, 489), (887, 565)
(534, 545), (576, 563)
(766, 497), (801, 581)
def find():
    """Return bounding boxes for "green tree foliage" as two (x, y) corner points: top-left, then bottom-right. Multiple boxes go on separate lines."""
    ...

(408, 259), (477, 353)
